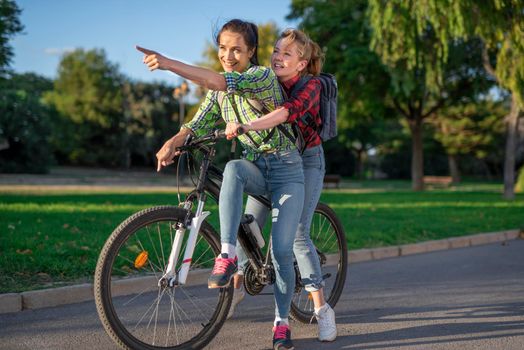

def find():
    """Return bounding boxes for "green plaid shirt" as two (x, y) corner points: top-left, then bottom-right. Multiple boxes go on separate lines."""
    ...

(184, 65), (296, 159)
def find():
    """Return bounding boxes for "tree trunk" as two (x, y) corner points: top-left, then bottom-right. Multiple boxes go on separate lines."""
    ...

(409, 117), (424, 191)
(358, 149), (367, 179)
(503, 96), (520, 199)
(448, 154), (460, 183)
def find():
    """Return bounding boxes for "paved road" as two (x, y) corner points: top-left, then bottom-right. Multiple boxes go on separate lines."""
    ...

(1, 240), (523, 350)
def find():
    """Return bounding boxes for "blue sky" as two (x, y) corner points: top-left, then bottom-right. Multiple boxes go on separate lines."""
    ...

(11, 0), (298, 85)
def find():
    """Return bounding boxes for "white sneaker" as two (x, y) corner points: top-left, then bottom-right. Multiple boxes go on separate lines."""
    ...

(226, 287), (245, 319)
(314, 304), (337, 342)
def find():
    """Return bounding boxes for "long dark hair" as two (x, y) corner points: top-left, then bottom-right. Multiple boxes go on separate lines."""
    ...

(215, 19), (259, 66)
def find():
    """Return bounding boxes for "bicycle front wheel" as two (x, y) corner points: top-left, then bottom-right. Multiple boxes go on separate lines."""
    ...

(290, 202), (348, 323)
(94, 206), (232, 350)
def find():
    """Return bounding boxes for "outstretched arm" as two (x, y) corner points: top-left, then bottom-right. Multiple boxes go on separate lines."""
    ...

(225, 107), (289, 139)
(136, 45), (227, 91)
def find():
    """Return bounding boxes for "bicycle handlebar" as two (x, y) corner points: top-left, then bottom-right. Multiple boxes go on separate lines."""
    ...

(175, 129), (226, 153)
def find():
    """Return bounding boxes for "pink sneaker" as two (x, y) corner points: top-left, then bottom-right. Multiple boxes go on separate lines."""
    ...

(207, 253), (237, 289)
(272, 322), (294, 350)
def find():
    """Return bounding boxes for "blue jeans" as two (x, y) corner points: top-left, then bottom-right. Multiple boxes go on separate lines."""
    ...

(219, 149), (304, 319)
(241, 145), (326, 292)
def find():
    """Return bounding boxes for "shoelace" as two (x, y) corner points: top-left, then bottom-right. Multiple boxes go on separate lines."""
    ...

(274, 325), (289, 339)
(212, 258), (233, 274)
(310, 308), (321, 324)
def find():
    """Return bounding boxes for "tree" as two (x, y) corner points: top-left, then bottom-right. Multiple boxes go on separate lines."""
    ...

(368, 2), (494, 190)
(0, 73), (54, 173)
(368, 0), (524, 198)
(122, 81), (180, 167)
(0, 0), (23, 74)
(287, 0), (390, 178)
(44, 49), (126, 166)
(430, 100), (506, 182)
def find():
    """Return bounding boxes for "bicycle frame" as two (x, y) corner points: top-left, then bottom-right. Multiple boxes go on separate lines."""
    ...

(158, 134), (270, 287)
(94, 131), (347, 350)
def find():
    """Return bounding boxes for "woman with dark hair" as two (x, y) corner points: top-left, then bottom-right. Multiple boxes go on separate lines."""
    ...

(138, 19), (301, 350)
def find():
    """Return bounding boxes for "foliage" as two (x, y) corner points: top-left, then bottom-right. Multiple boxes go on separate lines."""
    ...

(368, 0), (523, 196)
(44, 49), (126, 166)
(0, 0), (23, 74)
(516, 165), (524, 193)
(368, 0), (524, 105)
(367, 1), (501, 189)
(431, 100), (506, 158)
(0, 73), (54, 173)
(122, 81), (181, 167)
(289, 1), (497, 187)
(256, 22), (280, 67)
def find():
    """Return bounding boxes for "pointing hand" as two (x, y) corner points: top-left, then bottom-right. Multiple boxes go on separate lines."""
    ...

(136, 45), (169, 71)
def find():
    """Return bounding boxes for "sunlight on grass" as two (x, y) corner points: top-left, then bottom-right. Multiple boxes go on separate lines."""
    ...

(1, 187), (523, 293)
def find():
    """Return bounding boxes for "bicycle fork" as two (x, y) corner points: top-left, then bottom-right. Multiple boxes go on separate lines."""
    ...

(159, 197), (210, 288)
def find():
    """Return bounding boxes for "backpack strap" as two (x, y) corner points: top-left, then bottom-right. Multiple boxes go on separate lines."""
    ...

(225, 93), (276, 150)
(216, 92), (238, 159)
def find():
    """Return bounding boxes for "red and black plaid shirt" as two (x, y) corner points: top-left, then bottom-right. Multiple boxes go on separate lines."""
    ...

(281, 75), (322, 149)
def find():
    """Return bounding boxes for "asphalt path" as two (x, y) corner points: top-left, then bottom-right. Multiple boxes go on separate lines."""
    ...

(1, 240), (523, 350)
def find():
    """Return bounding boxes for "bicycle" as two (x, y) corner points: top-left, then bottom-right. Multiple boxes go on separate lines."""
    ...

(94, 130), (347, 350)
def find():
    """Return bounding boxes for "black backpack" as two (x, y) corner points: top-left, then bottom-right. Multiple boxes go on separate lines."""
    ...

(288, 73), (338, 142)
(278, 72), (338, 153)
(315, 72), (338, 142)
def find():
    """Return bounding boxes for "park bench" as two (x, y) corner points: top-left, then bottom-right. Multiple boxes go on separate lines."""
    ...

(423, 175), (453, 187)
(323, 174), (342, 189)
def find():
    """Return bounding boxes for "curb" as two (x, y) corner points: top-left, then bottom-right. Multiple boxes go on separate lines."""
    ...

(1, 229), (522, 314)
(348, 229), (522, 263)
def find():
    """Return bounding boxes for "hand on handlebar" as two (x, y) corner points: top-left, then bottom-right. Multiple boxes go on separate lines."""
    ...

(156, 130), (191, 172)
(225, 122), (248, 140)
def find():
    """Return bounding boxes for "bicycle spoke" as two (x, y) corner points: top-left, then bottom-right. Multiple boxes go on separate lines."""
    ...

(96, 206), (231, 349)
(178, 285), (219, 320)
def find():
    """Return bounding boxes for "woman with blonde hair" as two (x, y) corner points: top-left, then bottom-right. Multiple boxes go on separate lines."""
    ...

(228, 28), (338, 345)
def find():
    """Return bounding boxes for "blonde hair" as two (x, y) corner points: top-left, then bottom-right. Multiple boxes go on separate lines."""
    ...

(278, 28), (324, 76)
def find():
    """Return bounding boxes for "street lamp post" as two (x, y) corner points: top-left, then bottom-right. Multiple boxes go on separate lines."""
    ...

(173, 80), (189, 127)
(172, 80), (190, 181)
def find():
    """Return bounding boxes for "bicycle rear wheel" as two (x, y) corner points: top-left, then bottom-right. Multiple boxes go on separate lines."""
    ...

(289, 202), (347, 323)
(94, 206), (232, 350)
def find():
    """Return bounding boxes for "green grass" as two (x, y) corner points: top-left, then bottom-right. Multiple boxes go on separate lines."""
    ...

(1, 184), (523, 293)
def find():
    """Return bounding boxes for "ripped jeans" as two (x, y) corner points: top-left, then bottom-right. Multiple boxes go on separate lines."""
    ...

(240, 145), (326, 293)
(219, 149), (304, 319)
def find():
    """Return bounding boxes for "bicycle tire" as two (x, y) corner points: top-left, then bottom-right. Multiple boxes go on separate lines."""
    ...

(289, 202), (348, 323)
(94, 206), (232, 350)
